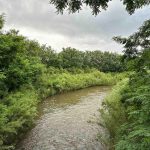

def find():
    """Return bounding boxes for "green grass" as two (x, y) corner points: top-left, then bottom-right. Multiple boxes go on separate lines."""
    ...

(36, 70), (127, 99)
(100, 79), (128, 148)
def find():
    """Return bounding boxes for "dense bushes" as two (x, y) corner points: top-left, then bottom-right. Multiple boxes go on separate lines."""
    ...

(116, 73), (150, 150)
(0, 87), (38, 149)
(100, 79), (128, 144)
(57, 48), (124, 72)
(0, 29), (46, 98)
(101, 73), (150, 150)
(32, 46), (125, 73)
(45, 71), (126, 94)
(83, 50), (124, 72)
(34, 68), (127, 99)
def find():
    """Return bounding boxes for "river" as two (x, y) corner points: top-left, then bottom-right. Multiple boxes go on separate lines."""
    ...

(17, 86), (111, 150)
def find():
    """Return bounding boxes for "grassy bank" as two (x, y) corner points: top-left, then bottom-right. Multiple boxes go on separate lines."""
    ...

(0, 70), (126, 149)
(101, 72), (150, 150)
(38, 69), (127, 98)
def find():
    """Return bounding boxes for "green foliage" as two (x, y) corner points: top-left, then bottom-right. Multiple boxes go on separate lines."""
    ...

(101, 73), (150, 150)
(115, 72), (150, 150)
(0, 14), (4, 30)
(0, 88), (38, 149)
(100, 79), (129, 148)
(0, 30), (47, 98)
(46, 71), (126, 93)
(113, 19), (150, 71)
(0, 72), (7, 98)
(6, 56), (46, 90)
(40, 46), (61, 68)
(49, 0), (150, 15)
(123, 0), (150, 14)
(83, 51), (124, 72)
(0, 30), (25, 71)
(44, 47), (124, 73)
(35, 68), (127, 99)
(59, 47), (84, 69)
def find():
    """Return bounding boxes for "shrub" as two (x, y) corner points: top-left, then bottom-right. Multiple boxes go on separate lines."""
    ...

(101, 72), (150, 150)
(0, 87), (38, 149)
(100, 79), (129, 147)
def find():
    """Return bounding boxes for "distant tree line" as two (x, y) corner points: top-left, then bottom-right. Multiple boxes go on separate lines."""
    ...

(42, 47), (124, 72)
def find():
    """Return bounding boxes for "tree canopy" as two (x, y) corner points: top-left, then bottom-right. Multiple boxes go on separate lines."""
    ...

(0, 14), (4, 30)
(49, 0), (150, 15)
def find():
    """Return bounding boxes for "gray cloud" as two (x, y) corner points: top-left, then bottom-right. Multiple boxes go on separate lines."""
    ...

(0, 0), (149, 52)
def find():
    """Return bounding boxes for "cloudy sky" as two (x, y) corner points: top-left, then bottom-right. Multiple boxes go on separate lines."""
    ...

(0, 0), (149, 53)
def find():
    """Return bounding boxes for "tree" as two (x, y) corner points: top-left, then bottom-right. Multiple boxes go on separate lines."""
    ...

(49, 0), (150, 15)
(113, 19), (150, 71)
(82, 50), (124, 72)
(59, 47), (84, 69)
(0, 30), (26, 71)
(0, 22), (46, 93)
(40, 46), (61, 68)
(0, 14), (4, 30)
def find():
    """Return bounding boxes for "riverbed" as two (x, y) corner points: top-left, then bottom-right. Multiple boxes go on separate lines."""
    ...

(17, 86), (111, 150)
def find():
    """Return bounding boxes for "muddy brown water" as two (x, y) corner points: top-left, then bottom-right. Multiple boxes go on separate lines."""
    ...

(17, 86), (111, 150)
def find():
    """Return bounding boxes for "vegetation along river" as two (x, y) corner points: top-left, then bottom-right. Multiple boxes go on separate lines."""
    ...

(17, 86), (111, 150)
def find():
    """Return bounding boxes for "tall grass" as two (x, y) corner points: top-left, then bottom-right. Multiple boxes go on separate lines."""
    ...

(100, 79), (129, 149)
(100, 72), (150, 150)
(37, 70), (127, 99)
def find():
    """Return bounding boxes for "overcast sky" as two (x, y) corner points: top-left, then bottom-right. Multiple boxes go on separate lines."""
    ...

(0, 0), (149, 53)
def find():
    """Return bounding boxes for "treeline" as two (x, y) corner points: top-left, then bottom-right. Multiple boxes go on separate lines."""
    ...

(0, 15), (126, 149)
(46, 48), (124, 72)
